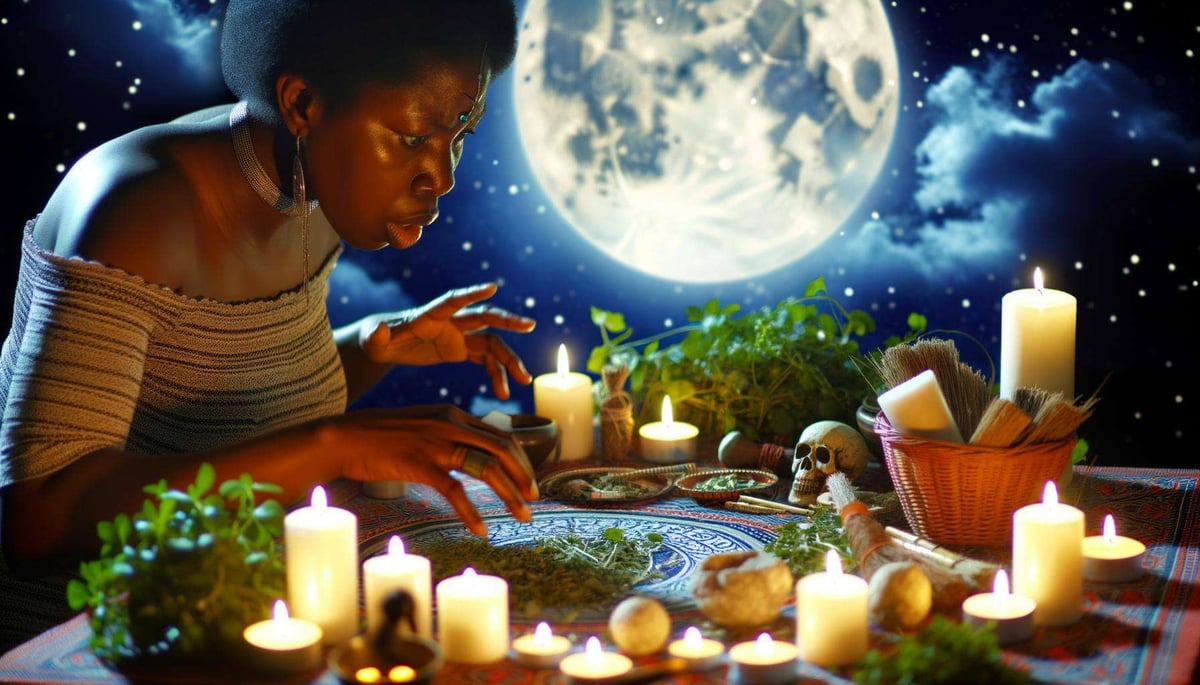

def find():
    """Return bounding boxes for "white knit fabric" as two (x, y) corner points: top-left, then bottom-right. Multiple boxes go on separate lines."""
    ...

(0, 216), (348, 487)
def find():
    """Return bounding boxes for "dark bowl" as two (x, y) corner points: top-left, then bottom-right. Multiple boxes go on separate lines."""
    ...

(510, 413), (560, 469)
(327, 634), (443, 685)
(674, 469), (779, 505)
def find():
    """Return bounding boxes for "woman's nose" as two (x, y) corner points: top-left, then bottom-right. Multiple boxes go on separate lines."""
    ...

(412, 149), (456, 198)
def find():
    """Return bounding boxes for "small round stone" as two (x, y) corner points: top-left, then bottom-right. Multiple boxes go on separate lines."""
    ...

(608, 595), (671, 656)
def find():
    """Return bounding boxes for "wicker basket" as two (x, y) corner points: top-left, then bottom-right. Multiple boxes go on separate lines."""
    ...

(875, 413), (1076, 547)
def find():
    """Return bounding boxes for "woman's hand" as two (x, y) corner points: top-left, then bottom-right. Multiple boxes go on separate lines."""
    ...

(360, 283), (536, 399)
(335, 405), (538, 536)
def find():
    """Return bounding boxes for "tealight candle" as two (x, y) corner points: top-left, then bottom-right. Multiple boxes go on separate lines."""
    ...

(728, 632), (798, 685)
(795, 549), (869, 666)
(1083, 514), (1146, 583)
(511, 621), (572, 668)
(1012, 481), (1084, 626)
(533, 344), (594, 461)
(876, 369), (964, 443)
(961, 570), (1036, 644)
(559, 636), (633, 682)
(435, 567), (509, 663)
(667, 626), (724, 670)
(284, 485), (358, 644)
(1000, 267), (1076, 400)
(637, 395), (699, 464)
(362, 535), (432, 639)
(242, 600), (323, 674)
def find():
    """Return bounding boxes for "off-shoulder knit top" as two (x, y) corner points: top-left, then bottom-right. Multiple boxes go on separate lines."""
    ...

(0, 217), (348, 487)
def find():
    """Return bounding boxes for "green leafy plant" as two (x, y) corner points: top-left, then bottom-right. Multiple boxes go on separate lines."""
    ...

(66, 463), (286, 664)
(763, 504), (856, 577)
(851, 615), (1032, 684)
(589, 277), (925, 441)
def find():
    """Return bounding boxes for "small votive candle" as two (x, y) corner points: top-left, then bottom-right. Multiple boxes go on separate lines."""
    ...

(435, 567), (509, 663)
(667, 626), (724, 670)
(242, 600), (323, 674)
(353, 665), (417, 683)
(961, 570), (1036, 645)
(362, 535), (432, 639)
(511, 621), (572, 668)
(728, 632), (797, 685)
(1083, 514), (1147, 583)
(559, 636), (633, 682)
(637, 395), (699, 464)
(795, 549), (869, 666)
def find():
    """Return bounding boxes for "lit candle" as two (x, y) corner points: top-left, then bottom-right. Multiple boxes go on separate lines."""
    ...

(1000, 267), (1076, 400)
(510, 621), (572, 668)
(1083, 514), (1146, 583)
(533, 344), (595, 461)
(284, 485), (358, 644)
(559, 636), (633, 682)
(362, 535), (432, 639)
(961, 570), (1036, 644)
(875, 368), (963, 443)
(794, 549), (869, 667)
(1012, 481), (1084, 626)
(637, 395), (699, 464)
(667, 626), (724, 670)
(728, 632), (798, 685)
(435, 567), (509, 663)
(242, 600), (323, 674)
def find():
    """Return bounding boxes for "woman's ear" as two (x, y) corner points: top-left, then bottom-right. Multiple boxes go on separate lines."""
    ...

(275, 73), (318, 137)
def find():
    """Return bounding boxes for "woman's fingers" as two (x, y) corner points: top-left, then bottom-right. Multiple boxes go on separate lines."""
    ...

(427, 283), (499, 320)
(454, 306), (537, 335)
(457, 450), (532, 524)
(468, 334), (533, 388)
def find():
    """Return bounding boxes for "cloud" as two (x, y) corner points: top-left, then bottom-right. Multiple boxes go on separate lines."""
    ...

(125, 0), (223, 88)
(327, 257), (416, 327)
(844, 58), (1199, 281)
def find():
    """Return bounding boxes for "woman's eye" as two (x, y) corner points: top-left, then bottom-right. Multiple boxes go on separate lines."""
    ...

(400, 134), (428, 148)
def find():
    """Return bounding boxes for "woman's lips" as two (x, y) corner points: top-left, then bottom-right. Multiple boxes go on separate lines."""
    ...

(386, 222), (424, 249)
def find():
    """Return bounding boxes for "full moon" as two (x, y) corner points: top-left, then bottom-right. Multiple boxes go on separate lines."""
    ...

(514, 0), (900, 283)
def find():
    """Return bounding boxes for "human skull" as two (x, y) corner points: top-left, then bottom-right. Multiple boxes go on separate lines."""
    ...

(789, 420), (870, 506)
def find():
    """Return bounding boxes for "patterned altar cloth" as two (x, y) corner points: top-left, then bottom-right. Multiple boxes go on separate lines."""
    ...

(0, 465), (1196, 685)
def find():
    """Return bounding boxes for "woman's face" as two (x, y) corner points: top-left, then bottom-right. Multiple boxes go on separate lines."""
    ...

(304, 57), (491, 251)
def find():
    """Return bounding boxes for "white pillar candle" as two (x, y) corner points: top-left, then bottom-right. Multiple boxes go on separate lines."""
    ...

(667, 626), (724, 670)
(637, 395), (699, 464)
(284, 485), (359, 644)
(435, 567), (509, 663)
(511, 621), (572, 668)
(961, 570), (1036, 645)
(362, 535), (432, 639)
(1083, 514), (1146, 583)
(875, 369), (963, 443)
(559, 635), (633, 681)
(1000, 267), (1076, 400)
(728, 632), (798, 685)
(242, 600), (323, 674)
(794, 550), (869, 667)
(533, 344), (595, 461)
(1012, 481), (1084, 626)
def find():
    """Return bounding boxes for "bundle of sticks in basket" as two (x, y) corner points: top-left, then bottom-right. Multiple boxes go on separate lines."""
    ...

(869, 337), (1098, 446)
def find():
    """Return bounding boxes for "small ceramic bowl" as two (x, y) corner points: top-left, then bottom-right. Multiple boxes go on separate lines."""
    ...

(510, 413), (560, 470)
(327, 633), (443, 685)
(674, 469), (779, 505)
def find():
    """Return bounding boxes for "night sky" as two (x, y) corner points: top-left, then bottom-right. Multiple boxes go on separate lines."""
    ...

(2, 0), (1197, 467)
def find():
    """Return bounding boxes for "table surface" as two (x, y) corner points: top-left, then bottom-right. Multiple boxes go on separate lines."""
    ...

(0, 462), (1196, 685)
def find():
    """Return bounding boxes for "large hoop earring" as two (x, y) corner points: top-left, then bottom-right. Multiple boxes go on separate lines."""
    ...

(293, 133), (310, 302)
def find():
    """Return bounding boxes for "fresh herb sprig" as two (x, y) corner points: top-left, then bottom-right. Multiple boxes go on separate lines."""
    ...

(417, 526), (663, 620)
(66, 463), (286, 664)
(852, 615), (1032, 684)
(763, 505), (856, 577)
(589, 277), (925, 441)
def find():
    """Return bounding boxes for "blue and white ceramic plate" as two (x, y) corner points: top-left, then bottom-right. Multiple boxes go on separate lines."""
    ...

(361, 510), (779, 625)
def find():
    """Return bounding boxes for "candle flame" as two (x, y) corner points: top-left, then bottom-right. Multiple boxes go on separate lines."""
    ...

(311, 485), (327, 510)
(355, 667), (382, 683)
(754, 632), (773, 656)
(273, 599), (289, 623)
(388, 535), (405, 556)
(1103, 513), (1117, 543)
(825, 549), (843, 576)
(463, 567), (478, 579)
(684, 626), (702, 650)
(1033, 267), (1045, 293)
(585, 635), (602, 665)
(1042, 480), (1058, 506)
(661, 395), (674, 425)
(387, 665), (417, 682)
(534, 622), (552, 647)
(556, 343), (570, 376)
(993, 570), (1010, 597)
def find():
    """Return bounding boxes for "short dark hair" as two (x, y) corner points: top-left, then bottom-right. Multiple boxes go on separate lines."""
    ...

(221, 0), (518, 124)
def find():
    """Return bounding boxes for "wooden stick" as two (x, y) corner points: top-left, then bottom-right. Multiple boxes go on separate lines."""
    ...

(724, 501), (785, 516)
(738, 495), (812, 515)
(885, 527), (1001, 588)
